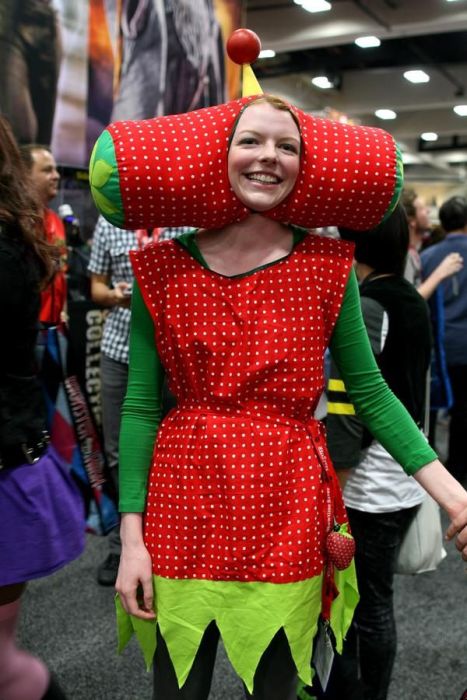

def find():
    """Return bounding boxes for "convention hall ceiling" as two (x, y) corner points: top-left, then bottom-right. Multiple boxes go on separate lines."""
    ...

(245, 0), (467, 181)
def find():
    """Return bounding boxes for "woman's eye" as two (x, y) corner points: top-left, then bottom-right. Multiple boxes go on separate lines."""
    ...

(280, 143), (298, 154)
(238, 137), (257, 145)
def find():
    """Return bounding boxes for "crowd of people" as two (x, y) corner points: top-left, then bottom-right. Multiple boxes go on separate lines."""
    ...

(1, 90), (467, 700)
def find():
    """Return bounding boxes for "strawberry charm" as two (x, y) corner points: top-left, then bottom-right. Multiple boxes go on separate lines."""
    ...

(326, 522), (355, 570)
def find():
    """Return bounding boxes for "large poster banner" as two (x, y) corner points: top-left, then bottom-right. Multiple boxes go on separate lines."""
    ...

(0, 0), (242, 167)
(87, 0), (242, 156)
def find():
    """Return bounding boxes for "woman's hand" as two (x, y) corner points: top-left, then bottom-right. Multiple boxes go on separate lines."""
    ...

(116, 513), (156, 620)
(446, 505), (467, 562)
(414, 459), (467, 562)
(116, 542), (156, 619)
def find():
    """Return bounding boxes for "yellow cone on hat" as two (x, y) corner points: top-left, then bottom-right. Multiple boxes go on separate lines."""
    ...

(242, 64), (262, 96)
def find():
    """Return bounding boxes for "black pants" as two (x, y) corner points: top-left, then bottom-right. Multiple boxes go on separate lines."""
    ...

(153, 622), (298, 700)
(314, 506), (418, 700)
(447, 364), (467, 484)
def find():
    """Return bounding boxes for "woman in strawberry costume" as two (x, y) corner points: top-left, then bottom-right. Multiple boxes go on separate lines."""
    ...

(89, 34), (467, 700)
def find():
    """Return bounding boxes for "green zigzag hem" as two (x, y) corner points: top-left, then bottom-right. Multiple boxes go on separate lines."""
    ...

(116, 565), (358, 694)
(89, 130), (125, 229)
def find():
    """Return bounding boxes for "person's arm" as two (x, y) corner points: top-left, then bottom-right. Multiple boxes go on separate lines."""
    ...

(329, 271), (467, 559)
(417, 252), (463, 300)
(90, 273), (131, 308)
(116, 279), (164, 618)
(88, 218), (132, 308)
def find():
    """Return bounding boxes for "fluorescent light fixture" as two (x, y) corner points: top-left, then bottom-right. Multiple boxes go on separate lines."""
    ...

(421, 132), (438, 141)
(375, 109), (397, 120)
(403, 70), (430, 83)
(355, 36), (381, 48)
(453, 104), (467, 116)
(294, 0), (331, 12)
(259, 49), (276, 59)
(312, 76), (334, 89)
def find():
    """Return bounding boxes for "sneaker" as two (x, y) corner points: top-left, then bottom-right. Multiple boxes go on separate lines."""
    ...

(96, 553), (120, 586)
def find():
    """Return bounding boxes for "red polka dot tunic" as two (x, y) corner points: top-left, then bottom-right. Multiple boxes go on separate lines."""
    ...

(132, 233), (353, 584)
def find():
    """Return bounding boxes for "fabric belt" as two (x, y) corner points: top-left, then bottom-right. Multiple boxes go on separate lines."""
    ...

(0, 432), (50, 471)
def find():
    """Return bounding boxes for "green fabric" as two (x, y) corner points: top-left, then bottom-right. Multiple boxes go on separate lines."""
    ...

(89, 130), (125, 228)
(119, 281), (164, 512)
(297, 684), (317, 700)
(115, 594), (158, 670)
(116, 563), (358, 692)
(381, 143), (404, 223)
(330, 565), (360, 653)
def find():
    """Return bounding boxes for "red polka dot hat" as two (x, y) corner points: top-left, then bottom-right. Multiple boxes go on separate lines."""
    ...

(89, 30), (403, 233)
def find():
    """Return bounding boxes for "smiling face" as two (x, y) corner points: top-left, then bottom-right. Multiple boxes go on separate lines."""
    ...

(227, 101), (301, 212)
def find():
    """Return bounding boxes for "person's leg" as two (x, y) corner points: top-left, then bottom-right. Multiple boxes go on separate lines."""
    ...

(97, 354), (129, 585)
(0, 584), (49, 700)
(243, 628), (298, 700)
(447, 365), (467, 484)
(348, 506), (417, 700)
(153, 622), (219, 700)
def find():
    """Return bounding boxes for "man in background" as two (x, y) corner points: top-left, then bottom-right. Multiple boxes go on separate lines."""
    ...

(402, 188), (462, 301)
(421, 196), (467, 485)
(20, 144), (67, 325)
(88, 216), (137, 585)
(402, 188), (431, 288)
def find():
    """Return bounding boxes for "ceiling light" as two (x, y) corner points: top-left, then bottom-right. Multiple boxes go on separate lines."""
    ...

(355, 36), (381, 48)
(453, 104), (467, 116)
(294, 0), (331, 12)
(259, 49), (276, 59)
(312, 76), (334, 89)
(403, 70), (430, 83)
(421, 132), (438, 141)
(375, 109), (397, 120)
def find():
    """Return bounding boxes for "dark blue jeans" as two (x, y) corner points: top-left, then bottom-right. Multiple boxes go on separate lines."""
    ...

(314, 505), (419, 700)
(349, 506), (419, 700)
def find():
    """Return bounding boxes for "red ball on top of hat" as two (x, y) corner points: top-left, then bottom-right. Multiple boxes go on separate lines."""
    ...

(226, 28), (261, 65)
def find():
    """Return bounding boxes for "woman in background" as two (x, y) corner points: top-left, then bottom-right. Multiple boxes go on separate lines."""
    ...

(0, 116), (84, 700)
(324, 206), (433, 700)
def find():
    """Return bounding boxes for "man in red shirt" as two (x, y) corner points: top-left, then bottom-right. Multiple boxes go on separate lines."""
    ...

(20, 144), (67, 324)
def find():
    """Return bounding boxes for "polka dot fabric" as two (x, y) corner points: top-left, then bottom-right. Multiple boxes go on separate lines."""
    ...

(102, 96), (398, 232)
(131, 233), (353, 584)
